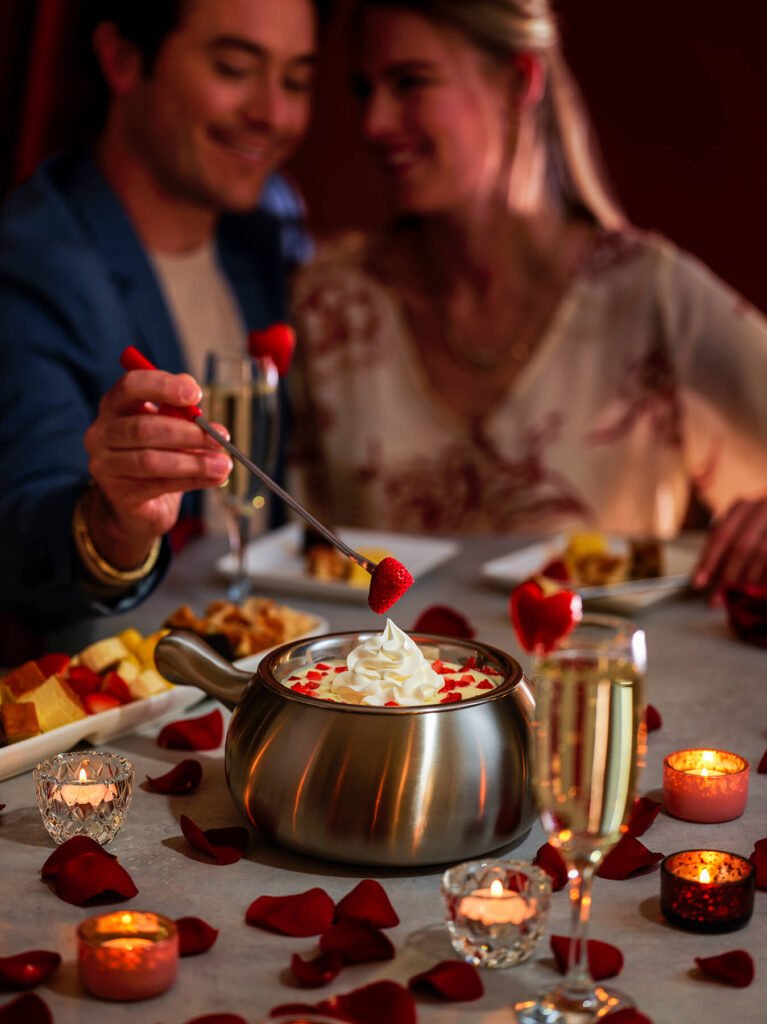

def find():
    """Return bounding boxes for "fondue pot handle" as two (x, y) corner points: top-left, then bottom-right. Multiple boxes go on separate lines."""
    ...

(155, 630), (251, 709)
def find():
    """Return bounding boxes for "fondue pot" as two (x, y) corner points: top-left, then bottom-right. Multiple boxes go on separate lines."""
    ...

(156, 630), (535, 867)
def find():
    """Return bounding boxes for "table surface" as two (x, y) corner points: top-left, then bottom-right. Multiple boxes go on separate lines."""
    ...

(1, 534), (764, 1023)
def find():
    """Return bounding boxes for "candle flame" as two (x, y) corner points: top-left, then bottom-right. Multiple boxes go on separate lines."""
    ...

(699, 868), (711, 883)
(490, 879), (504, 897)
(120, 913), (132, 925)
(700, 767), (709, 778)
(78, 768), (87, 783)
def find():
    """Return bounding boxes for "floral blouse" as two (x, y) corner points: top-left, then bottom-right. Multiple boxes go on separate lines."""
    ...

(290, 230), (767, 537)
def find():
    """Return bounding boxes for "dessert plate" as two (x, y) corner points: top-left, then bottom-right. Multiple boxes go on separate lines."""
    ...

(0, 684), (206, 782)
(481, 533), (703, 609)
(232, 615), (329, 674)
(216, 524), (460, 603)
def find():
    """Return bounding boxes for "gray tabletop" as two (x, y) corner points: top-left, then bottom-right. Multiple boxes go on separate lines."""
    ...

(1, 534), (764, 1023)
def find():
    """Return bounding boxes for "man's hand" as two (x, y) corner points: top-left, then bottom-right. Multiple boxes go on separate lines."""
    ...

(693, 497), (767, 598)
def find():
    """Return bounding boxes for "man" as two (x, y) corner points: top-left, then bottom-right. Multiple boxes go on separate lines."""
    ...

(0, 0), (319, 657)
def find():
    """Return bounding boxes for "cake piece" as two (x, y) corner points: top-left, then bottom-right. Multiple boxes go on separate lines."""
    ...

(17, 675), (86, 732)
(1, 702), (42, 742)
(1, 660), (46, 702)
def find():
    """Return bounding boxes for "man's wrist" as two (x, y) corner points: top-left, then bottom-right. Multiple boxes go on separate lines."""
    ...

(73, 484), (161, 588)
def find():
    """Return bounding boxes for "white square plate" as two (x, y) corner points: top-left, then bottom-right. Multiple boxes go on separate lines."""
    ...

(481, 533), (703, 609)
(216, 524), (460, 603)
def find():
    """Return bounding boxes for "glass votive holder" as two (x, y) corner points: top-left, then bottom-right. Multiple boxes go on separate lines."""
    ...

(441, 859), (552, 968)
(661, 850), (755, 933)
(33, 750), (134, 845)
(662, 748), (749, 823)
(78, 911), (178, 1001)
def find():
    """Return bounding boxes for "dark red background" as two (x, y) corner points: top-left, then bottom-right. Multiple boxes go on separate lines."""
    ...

(2, 0), (765, 311)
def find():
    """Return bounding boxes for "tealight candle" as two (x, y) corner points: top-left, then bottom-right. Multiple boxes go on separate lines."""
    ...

(78, 911), (178, 1000)
(33, 750), (134, 845)
(662, 749), (749, 823)
(441, 859), (551, 968)
(661, 850), (755, 933)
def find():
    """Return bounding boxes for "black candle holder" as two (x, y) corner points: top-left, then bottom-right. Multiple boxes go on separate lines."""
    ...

(661, 850), (755, 933)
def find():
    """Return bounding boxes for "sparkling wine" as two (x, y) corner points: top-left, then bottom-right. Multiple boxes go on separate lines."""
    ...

(532, 655), (646, 864)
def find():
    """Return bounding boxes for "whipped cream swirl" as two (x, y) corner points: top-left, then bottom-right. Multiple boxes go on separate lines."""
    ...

(331, 619), (441, 706)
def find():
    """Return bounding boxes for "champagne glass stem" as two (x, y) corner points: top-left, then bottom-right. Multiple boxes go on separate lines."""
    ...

(226, 511), (252, 603)
(563, 863), (596, 996)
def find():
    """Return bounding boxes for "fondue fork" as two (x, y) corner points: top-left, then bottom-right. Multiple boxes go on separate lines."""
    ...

(119, 346), (413, 612)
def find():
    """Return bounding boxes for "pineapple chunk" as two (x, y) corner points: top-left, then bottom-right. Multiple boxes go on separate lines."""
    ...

(118, 628), (143, 653)
(128, 668), (170, 700)
(79, 637), (129, 673)
(115, 657), (141, 683)
(135, 629), (169, 670)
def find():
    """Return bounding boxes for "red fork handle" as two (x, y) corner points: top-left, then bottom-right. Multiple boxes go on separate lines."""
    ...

(120, 345), (203, 420)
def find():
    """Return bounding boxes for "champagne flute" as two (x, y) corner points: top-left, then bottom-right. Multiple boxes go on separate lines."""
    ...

(516, 614), (647, 1023)
(204, 352), (279, 602)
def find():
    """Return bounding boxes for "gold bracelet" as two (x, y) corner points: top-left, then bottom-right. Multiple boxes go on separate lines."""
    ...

(72, 488), (161, 587)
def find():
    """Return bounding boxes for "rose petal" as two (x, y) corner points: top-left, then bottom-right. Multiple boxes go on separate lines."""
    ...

(40, 836), (115, 878)
(334, 879), (399, 929)
(158, 709), (224, 750)
(408, 960), (484, 1001)
(290, 951), (344, 987)
(598, 835), (664, 880)
(605, 1011), (654, 1024)
(749, 837), (767, 889)
(411, 606), (475, 640)
(550, 935), (623, 980)
(694, 949), (755, 988)
(0, 952), (60, 991)
(146, 759), (203, 794)
(0, 994), (53, 1024)
(509, 578), (582, 654)
(176, 917), (219, 957)
(626, 796), (662, 838)
(180, 815), (249, 865)
(645, 704), (662, 731)
(184, 1017), (248, 1024)
(271, 980), (417, 1024)
(533, 843), (569, 891)
(246, 888), (335, 937)
(724, 585), (767, 647)
(758, 748), (767, 774)
(51, 851), (138, 906)
(319, 921), (395, 964)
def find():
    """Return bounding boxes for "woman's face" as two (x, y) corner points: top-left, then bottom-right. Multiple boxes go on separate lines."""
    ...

(354, 8), (517, 215)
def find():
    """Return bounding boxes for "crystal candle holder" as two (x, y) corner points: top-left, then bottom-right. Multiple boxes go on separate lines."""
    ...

(33, 750), (134, 845)
(662, 748), (749, 823)
(661, 850), (755, 933)
(78, 911), (178, 1000)
(441, 859), (552, 968)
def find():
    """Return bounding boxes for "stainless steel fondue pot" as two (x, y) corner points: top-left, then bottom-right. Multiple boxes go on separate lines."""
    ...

(156, 630), (535, 867)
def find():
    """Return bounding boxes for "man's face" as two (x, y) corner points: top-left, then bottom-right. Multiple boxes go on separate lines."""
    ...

(120, 0), (316, 213)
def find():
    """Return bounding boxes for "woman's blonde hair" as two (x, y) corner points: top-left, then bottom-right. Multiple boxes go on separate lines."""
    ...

(354, 0), (625, 228)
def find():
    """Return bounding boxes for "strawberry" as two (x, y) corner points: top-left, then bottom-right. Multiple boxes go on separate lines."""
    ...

(36, 652), (71, 677)
(367, 557), (414, 614)
(83, 692), (123, 715)
(509, 576), (582, 653)
(248, 323), (296, 376)
(102, 671), (133, 704)
(66, 665), (103, 699)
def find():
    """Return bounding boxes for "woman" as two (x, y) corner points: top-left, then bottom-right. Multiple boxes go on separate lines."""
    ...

(290, 0), (767, 593)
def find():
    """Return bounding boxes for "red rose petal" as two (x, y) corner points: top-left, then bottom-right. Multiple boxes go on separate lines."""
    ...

(411, 606), (475, 639)
(550, 935), (624, 980)
(248, 323), (296, 376)
(758, 748), (767, 773)
(246, 888), (335, 937)
(533, 843), (569, 891)
(606, 1011), (654, 1024)
(626, 796), (662, 838)
(41, 836), (115, 878)
(749, 837), (767, 889)
(335, 879), (399, 929)
(290, 951), (344, 987)
(184, 1016), (248, 1024)
(158, 709), (223, 751)
(271, 980), (417, 1024)
(724, 584), (767, 647)
(51, 851), (138, 906)
(598, 835), (664, 880)
(0, 952), (60, 991)
(180, 815), (249, 865)
(645, 704), (662, 731)
(694, 949), (755, 988)
(368, 558), (414, 614)
(408, 960), (484, 1001)
(176, 917), (219, 956)
(146, 759), (203, 794)
(319, 921), (395, 964)
(509, 578), (582, 653)
(0, 994), (53, 1024)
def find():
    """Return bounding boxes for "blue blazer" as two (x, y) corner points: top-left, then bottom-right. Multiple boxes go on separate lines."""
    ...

(0, 151), (287, 635)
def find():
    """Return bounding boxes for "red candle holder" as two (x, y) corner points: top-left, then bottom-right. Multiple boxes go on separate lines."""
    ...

(78, 910), (178, 1000)
(661, 850), (755, 933)
(662, 748), (749, 823)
